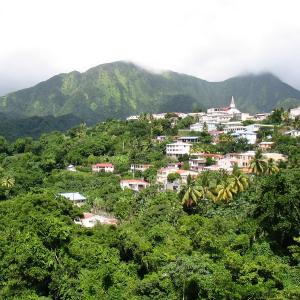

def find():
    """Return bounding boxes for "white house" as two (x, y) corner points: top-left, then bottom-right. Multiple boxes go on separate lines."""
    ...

(74, 213), (118, 228)
(284, 130), (300, 137)
(190, 121), (219, 132)
(166, 142), (191, 157)
(223, 122), (246, 134)
(120, 179), (149, 192)
(59, 192), (86, 206)
(289, 106), (300, 119)
(130, 164), (153, 173)
(156, 167), (198, 191)
(66, 164), (76, 172)
(92, 163), (114, 173)
(231, 131), (257, 144)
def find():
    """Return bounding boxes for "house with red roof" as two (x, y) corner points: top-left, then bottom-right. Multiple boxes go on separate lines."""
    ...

(92, 163), (114, 173)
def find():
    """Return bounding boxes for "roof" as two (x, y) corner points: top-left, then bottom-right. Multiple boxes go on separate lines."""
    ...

(259, 141), (274, 145)
(167, 142), (192, 146)
(121, 179), (149, 184)
(93, 163), (114, 167)
(192, 153), (223, 158)
(59, 192), (86, 201)
(177, 136), (199, 139)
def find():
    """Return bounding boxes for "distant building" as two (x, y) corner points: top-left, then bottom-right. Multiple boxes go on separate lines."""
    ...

(92, 163), (114, 173)
(252, 113), (270, 121)
(130, 164), (153, 173)
(190, 121), (218, 132)
(120, 179), (149, 192)
(166, 142), (191, 158)
(156, 135), (167, 142)
(223, 121), (246, 134)
(258, 142), (274, 151)
(263, 152), (287, 162)
(177, 136), (199, 143)
(231, 131), (257, 144)
(66, 164), (76, 172)
(207, 96), (241, 116)
(156, 167), (198, 191)
(59, 192), (86, 206)
(126, 115), (139, 121)
(74, 213), (118, 228)
(289, 106), (300, 119)
(284, 130), (300, 137)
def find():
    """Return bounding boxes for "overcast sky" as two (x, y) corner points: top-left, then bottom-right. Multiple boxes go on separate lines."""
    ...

(1, 0), (300, 95)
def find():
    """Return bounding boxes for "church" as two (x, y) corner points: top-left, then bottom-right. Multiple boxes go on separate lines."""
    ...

(207, 96), (241, 116)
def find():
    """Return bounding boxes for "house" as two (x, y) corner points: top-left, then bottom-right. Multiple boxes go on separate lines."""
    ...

(189, 158), (207, 171)
(130, 164), (153, 173)
(231, 131), (257, 144)
(284, 130), (300, 137)
(245, 124), (273, 132)
(225, 151), (256, 172)
(74, 212), (118, 228)
(156, 135), (167, 142)
(252, 113), (270, 121)
(258, 142), (274, 151)
(263, 152), (287, 162)
(166, 142), (192, 158)
(223, 122), (246, 134)
(289, 106), (300, 119)
(66, 164), (76, 172)
(190, 121), (219, 132)
(190, 152), (224, 161)
(156, 167), (198, 191)
(177, 136), (199, 143)
(59, 192), (86, 206)
(189, 155), (234, 173)
(92, 163), (114, 173)
(120, 179), (149, 192)
(126, 115), (139, 121)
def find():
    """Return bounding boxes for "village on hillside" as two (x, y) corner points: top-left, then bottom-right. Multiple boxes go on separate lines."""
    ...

(60, 97), (300, 227)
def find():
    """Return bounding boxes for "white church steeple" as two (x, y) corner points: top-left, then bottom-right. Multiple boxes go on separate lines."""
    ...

(230, 96), (235, 108)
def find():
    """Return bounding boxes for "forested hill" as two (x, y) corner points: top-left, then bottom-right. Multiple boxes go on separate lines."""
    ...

(0, 112), (82, 141)
(0, 61), (300, 125)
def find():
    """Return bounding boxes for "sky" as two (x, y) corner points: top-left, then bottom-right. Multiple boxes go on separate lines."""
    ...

(1, 0), (300, 95)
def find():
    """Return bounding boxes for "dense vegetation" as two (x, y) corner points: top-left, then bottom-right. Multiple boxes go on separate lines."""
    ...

(0, 115), (299, 299)
(0, 112), (82, 141)
(1, 62), (300, 127)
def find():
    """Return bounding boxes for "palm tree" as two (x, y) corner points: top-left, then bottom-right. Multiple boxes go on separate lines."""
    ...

(76, 123), (87, 139)
(1, 177), (15, 189)
(265, 158), (280, 174)
(216, 178), (236, 202)
(231, 164), (249, 193)
(196, 173), (217, 201)
(178, 175), (203, 208)
(250, 150), (267, 175)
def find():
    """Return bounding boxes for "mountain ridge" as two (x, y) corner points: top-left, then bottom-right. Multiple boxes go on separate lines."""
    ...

(0, 61), (300, 125)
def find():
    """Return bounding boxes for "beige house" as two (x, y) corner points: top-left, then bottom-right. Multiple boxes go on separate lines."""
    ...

(120, 179), (149, 192)
(92, 163), (114, 173)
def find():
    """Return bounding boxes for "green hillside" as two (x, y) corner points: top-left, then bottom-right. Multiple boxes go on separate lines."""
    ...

(0, 112), (82, 141)
(0, 61), (300, 124)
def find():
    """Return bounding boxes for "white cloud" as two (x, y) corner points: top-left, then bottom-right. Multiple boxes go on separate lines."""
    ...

(1, 0), (300, 93)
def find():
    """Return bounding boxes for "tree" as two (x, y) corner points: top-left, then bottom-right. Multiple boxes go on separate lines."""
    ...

(178, 175), (202, 208)
(231, 164), (249, 193)
(216, 178), (236, 202)
(1, 177), (15, 189)
(265, 158), (280, 174)
(250, 149), (267, 175)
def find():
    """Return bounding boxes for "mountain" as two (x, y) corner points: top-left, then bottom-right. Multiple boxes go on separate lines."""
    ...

(0, 61), (300, 125)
